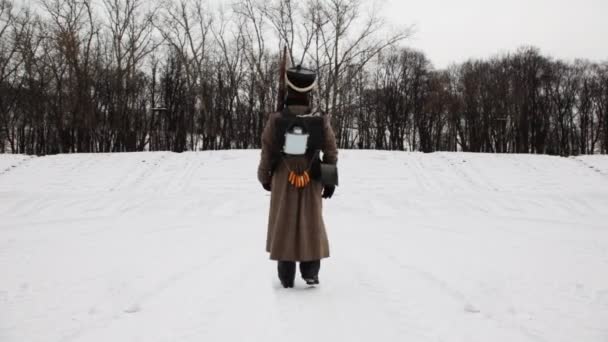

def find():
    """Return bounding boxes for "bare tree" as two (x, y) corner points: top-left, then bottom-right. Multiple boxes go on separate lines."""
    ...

(0, 0), (20, 152)
(1, 0), (606, 156)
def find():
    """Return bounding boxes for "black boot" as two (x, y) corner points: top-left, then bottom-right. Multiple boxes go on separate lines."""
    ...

(277, 261), (296, 288)
(300, 260), (321, 285)
(303, 276), (319, 285)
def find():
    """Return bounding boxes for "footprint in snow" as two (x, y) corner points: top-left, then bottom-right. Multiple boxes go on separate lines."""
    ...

(464, 303), (480, 313)
(124, 304), (141, 314)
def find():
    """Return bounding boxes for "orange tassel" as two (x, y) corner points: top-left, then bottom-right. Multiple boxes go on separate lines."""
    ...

(288, 170), (310, 188)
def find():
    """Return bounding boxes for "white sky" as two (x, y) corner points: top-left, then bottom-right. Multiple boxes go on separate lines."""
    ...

(15, 0), (607, 69)
(381, 0), (608, 68)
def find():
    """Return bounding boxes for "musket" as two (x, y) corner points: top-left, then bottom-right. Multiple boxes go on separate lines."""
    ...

(277, 45), (288, 112)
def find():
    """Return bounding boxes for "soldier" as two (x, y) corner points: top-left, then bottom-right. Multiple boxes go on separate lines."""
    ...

(257, 65), (338, 288)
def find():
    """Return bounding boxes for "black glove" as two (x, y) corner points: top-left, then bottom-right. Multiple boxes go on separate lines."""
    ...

(322, 185), (335, 199)
(262, 183), (271, 192)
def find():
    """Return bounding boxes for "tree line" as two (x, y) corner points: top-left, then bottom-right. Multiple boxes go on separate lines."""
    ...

(0, 0), (606, 155)
(361, 47), (608, 155)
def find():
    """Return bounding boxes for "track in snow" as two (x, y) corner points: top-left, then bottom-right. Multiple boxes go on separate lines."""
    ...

(1, 150), (607, 342)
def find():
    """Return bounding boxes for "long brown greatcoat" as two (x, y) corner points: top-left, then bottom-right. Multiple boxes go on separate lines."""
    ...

(257, 107), (338, 261)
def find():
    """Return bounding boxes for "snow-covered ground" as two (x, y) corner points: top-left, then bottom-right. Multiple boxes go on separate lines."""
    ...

(1, 150), (607, 342)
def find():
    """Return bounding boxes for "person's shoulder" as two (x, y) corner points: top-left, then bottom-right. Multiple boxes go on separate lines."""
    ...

(316, 110), (332, 123)
(310, 109), (330, 119)
(267, 112), (281, 120)
(263, 112), (281, 127)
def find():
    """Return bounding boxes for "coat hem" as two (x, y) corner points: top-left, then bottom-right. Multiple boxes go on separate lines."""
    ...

(268, 253), (330, 262)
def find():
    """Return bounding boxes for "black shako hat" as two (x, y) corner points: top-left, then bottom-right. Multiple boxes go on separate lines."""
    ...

(286, 65), (316, 93)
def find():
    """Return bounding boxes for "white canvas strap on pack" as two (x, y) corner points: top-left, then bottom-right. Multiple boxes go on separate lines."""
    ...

(283, 128), (309, 155)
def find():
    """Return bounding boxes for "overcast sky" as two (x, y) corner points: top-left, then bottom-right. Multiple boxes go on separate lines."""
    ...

(381, 0), (608, 68)
(16, 0), (607, 69)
